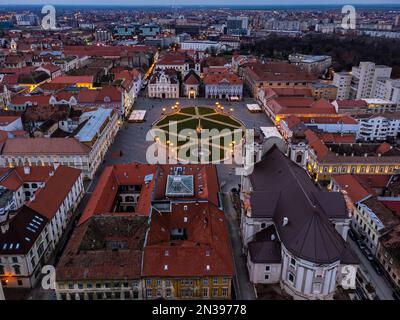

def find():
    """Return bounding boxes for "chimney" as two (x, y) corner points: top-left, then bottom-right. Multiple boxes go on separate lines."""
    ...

(282, 217), (289, 227)
(23, 166), (31, 175)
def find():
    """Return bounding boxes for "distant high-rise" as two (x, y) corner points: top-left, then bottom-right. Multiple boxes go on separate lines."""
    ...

(350, 62), (392, 99)
(395, 15), (400, 27)
(333, 72), (352, 100)
(226, 16), (249, 36)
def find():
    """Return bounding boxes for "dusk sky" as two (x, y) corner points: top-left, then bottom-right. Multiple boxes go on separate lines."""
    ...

(2, 0), (400, 5)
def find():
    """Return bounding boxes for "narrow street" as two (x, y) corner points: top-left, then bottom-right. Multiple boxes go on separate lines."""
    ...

(222, 192), (256, 300)
(347, 238), (394, 300)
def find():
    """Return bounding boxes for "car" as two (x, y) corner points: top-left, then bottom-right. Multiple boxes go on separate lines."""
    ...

(370, 260), (384, 276)
(362, 248), (374, 261)
(357, 239), (366, 250)
(348, 229), (358, 241)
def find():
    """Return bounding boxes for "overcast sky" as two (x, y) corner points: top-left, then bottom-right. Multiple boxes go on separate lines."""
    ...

(1, 0), (399, 5)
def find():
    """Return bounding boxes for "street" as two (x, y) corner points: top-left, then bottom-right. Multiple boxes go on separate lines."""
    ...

(222, 192), (256, 300)
(347, 238), (394, 300)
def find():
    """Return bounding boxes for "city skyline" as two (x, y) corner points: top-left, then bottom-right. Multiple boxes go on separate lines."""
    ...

(2, 0), (400, 6)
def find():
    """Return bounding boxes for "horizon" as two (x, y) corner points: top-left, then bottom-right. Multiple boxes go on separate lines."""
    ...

(1, 0), (400, 6)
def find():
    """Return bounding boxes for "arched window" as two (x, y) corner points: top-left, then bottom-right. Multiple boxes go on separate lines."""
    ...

(296, 154), (303, 164)
(13, 265), (21, 275)
(261, 223), (266, 229)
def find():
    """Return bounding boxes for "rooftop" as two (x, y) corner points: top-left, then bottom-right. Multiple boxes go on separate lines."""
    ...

(56, 214), (147, 281)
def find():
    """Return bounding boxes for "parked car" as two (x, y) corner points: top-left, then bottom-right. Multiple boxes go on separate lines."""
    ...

(348, 229), (358, 241)
(362, 248), (374, 261)
(357, 239), (366, 250)
(370, 260), (384, 276)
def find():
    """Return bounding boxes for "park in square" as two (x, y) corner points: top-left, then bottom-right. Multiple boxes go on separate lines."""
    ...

(152, 104), (246, 163)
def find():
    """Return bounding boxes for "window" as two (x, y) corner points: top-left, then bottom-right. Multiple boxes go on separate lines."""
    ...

(146, 289), (152, 298)
(12, 257), (18, 263)
(288, 273), (295, 284)
(213, 288), (218, 297)
(290, 258), (296, 267)
(265, 266), (270, 272)
(17, 280), (23, 286)
(156, 279), (161, 286)
(264, 274), (270, 280)
(166, 289), (171, 298)
(96, 283), (101, 288)
(13, 265), (21, 275)
(165, 279), (171, 287)
(203, 278), (208, 285)
(213, 277), (218, 285)
(146, 279), (152, 286)
(222, 288), (228, 296)
(0, 265), (4, 275)
(203, 288), (209, 298)
(261, 223), (266, 229)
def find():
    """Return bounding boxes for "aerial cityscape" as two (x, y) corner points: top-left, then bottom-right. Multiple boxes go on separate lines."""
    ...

(0, 0), (400, 307)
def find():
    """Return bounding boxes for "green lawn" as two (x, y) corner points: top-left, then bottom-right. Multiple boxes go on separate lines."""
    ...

(156, 113), (191, 126)
(153, 106), (245, 161)
(179, 107), (197, 115)
(205, 114), (242, 127)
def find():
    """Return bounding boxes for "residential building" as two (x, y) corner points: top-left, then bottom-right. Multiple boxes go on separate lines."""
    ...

(357, 113), (400, 141)
(375, 79), (400, 105)
(349, 62), (392, 99)
(0, 107), (119, 179)
(242, 62), (317, 97)
(0, 116), (23, 132)
(203, 70), (243, 100)
(288, 54), (332, 76)
(330, 174), (399, 255)
(0, 165), (84, 288)
(180, 41), (222, 52)
(55, 214), (147, 300)
(226, 16), (250, 36)
(155, 52), (200, 77)
(310, 83), (338, 100)
(258, 88), (339, 125)
(55, 163), (233, 300)
(333, 72), (352, 100)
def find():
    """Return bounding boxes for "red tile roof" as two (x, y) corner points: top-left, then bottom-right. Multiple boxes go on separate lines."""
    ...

(335, 100), (368, 108)
(28, 166), (82, 220)
(78, 164), (157, 226)
(143, 202), (234, 277)
(203, 71), (242, 85)
(0, 116), (20, 126)
(2, 138), (90, 155)
(51, 76), (94, 84)
(332, 174), (372, 203)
